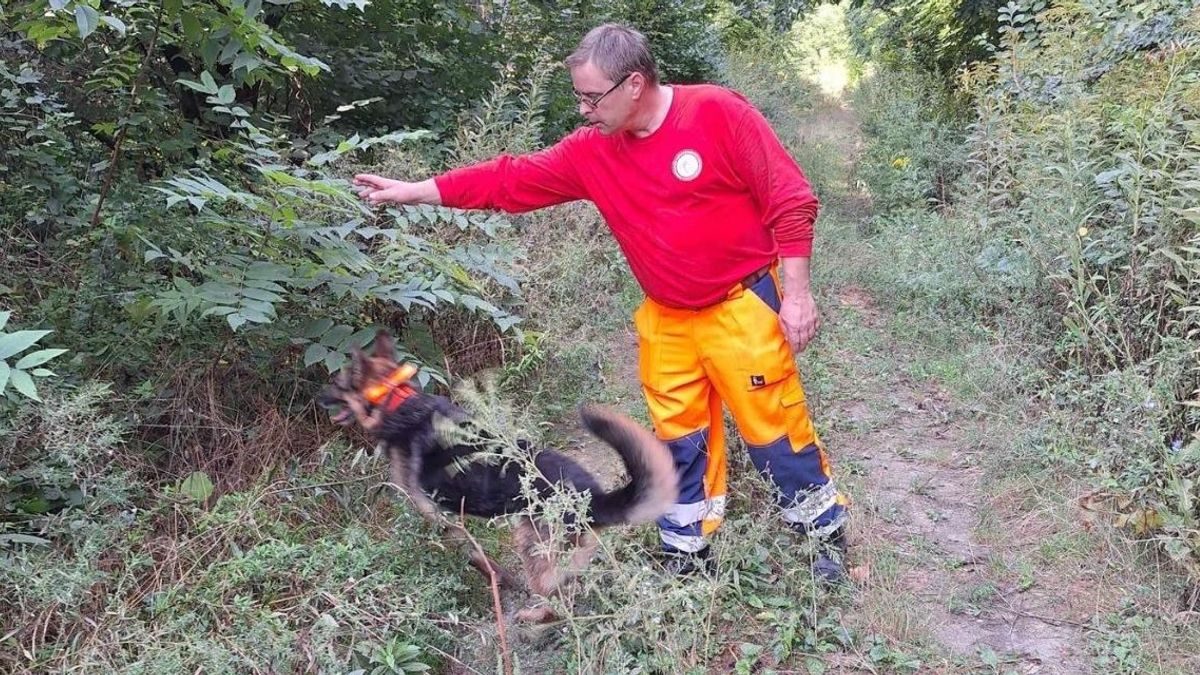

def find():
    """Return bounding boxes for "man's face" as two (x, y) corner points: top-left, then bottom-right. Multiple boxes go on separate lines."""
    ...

(570, 61), (635, 135)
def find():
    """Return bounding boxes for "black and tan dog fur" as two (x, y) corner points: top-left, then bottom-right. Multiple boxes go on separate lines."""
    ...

(319, 332), (677, 622)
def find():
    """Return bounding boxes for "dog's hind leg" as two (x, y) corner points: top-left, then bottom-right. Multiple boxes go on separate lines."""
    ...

(514, 518), (559, 623)
(566, 530), (599, 579)
(513, 520), (600, 623)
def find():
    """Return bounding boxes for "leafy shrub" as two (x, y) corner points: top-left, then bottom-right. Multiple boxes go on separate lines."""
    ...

(853, 0), (1200, 577)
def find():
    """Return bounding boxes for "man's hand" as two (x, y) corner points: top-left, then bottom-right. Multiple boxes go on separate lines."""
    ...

(352, 174), (442, 206)
(779, 256), (819, 353)
(779, 290), (820, 353)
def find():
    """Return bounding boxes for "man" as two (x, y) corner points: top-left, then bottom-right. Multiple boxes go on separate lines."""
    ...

(353, 23), (850, 582)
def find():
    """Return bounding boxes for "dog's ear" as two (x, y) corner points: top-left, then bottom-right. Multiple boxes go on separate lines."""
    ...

(350, 345), (370, 382)
(372, 330), (396, 360)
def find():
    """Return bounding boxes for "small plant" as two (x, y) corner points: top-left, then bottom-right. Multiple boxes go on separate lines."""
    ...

(352, 638), (431, 674)
(0, 311), (67, 402)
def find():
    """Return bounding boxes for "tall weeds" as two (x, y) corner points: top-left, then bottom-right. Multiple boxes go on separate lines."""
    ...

(852, 0), (1200, 578)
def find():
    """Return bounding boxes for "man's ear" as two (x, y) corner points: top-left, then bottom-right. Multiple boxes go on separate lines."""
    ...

(372, 330), (396, 360)
(629, 71), (646, 99)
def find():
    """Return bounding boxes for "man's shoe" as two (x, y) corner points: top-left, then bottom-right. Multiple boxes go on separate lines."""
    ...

(811, 528), (848, 585)
(663, 545), (714, 577)
(812, 548), (847, 584)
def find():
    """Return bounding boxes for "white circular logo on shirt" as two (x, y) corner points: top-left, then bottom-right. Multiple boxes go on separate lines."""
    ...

(672, 150), (703, 181)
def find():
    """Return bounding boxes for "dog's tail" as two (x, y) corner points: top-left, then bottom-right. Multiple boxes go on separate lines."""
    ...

(579, 404), (678, 527)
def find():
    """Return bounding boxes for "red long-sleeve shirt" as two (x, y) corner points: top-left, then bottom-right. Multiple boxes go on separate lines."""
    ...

(434, 84), (819, 309)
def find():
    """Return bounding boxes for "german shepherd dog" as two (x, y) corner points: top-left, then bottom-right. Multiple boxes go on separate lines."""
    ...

(318, 332), (677, 622)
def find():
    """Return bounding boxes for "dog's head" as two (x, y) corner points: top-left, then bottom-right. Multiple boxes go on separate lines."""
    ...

(317, 330), (419, 427)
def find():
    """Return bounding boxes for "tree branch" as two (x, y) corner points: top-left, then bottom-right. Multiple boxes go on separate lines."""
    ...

(458, 506), (512, 675)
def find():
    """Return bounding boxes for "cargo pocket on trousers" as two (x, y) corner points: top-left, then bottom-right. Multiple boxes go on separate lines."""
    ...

(780, 375), (819, 452)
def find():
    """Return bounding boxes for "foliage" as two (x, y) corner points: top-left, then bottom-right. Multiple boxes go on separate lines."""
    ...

(0, 311), (68, 401)
(0, 45), (91, 235)
(969, 0), (1200, 576)
(715, 0), (819, 47)
(495, 0), (725, 139)
(846, 0), (1007, 78)
(0, 0), (975, 671)
(139, 126), (525, 363)
(719, 32), (821, 122)
(853, 0), (1200, 577)
(851, 63), (969, 214)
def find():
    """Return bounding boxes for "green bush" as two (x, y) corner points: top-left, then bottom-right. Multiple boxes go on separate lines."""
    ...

(852, 0), (1200, 578)
(851, 65), (969, 216)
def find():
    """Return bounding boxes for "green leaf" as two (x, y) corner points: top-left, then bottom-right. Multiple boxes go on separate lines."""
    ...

(181, 12), (203, 41)
(215, 85), (236, 105)
(17, 497), (51, 513)
(9, 368), (39, 401)
(15, 349), (67, 369)
(227, 313), (248, 331)
(321, 324), (354, 348)
(0, 310), (9, 331)
(243, 278), (287, 293)
(75, 5), (100, 39)
(179, 471), (214, 502)
(348, 327), (377, 347)
(237, 306), (273, 324)
(304, 343), (328, 367)
(239, 287), (283, 303)
(245, 262), (293, 282)
(0, 534), (51, 547)
(0, 360), (9, 395)
(200, 71), (217, 91)
(0, 330), (52, 360)
(232, 52), (263, 73)
(302, 318), (334, 339)
(201, 306), (238, 318)
(178, 78), (217, 95)
(324, 351), (347, 373)
(100, 15), (127, 35)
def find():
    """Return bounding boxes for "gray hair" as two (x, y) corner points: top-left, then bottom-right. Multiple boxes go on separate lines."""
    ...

(564, 23), (660, 85)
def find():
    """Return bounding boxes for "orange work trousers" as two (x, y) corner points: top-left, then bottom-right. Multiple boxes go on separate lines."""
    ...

(634, 267), (849, 554)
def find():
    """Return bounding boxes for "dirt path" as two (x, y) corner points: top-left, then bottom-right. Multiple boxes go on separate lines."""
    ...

(801, 98), (1098, 672)
(826, 288), (1094, 673)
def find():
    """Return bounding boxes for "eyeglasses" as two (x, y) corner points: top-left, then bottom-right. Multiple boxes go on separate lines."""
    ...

(573, 73), (631, 109)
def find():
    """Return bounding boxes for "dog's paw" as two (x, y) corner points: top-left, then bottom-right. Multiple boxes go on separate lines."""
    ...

(514, 604), (558, 624)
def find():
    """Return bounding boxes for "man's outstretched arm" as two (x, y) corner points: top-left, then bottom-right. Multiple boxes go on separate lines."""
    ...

(353, 176), (442, 206)
(350, 131), (589, 212)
